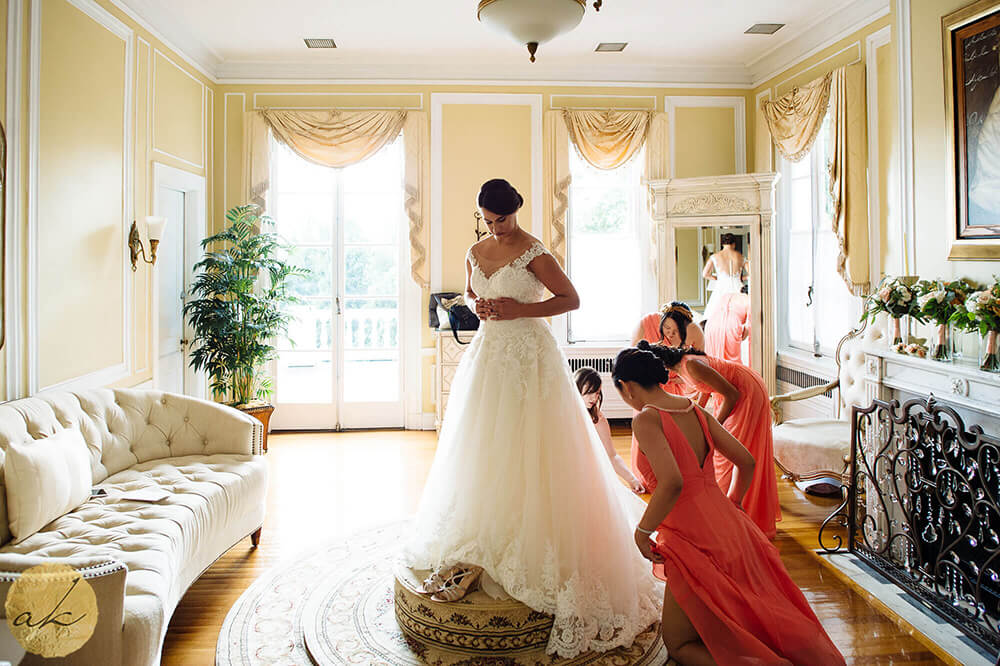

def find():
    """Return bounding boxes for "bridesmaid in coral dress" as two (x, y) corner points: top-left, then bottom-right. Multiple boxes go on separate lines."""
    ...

(638, 340), (780, 539)
(631, 302), (705, 351)
(612, 347), (845, 665)
(703, 291), (751, 365)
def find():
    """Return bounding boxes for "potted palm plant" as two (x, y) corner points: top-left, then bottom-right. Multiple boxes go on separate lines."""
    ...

(184, 205), (307, 448)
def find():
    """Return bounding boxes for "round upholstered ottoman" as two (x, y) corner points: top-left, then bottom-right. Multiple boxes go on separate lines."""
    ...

(393, 564), (669, 664)
(393, 564), (553, 655)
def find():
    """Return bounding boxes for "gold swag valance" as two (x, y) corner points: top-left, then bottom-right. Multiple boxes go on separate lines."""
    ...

(760, 73), (832, 162)
(562, 109), (653, 170)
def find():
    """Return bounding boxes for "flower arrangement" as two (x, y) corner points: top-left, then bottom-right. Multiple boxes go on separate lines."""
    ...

(951, 278), (1000, 372)
(862, 276), (922, 344)
(915, 278), (976, 361)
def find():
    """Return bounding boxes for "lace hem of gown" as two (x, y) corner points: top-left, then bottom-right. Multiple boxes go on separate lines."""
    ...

(403, 539), (661, 658)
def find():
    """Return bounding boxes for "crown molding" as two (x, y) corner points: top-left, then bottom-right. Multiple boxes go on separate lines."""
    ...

(106, 0), (220, 81)
(107, 0), (890, 90)
(748, 0), (890, 88)
(213, 60), (753, 87)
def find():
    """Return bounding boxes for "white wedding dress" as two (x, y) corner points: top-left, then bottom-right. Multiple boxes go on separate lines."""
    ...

(703, 255), (745, 323)
(402, 240), (662, 658)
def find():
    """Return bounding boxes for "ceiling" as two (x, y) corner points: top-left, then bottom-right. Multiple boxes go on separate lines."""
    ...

(116, 0), (889, 85)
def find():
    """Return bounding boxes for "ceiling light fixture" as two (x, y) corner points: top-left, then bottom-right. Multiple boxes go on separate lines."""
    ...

(595, 42), (626, 52)
(303, 38), (337, 49)
(477, 0), (606, 63)
(744, 23), (784, 35)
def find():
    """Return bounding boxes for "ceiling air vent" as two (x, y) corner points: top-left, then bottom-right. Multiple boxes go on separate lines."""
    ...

(744, 23), (784, 35)
(304, 38), (337, 49)
(595, 42), (627, 52)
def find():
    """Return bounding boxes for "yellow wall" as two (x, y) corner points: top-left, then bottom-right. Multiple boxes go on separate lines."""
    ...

(674, 107), (736, 178)
(441, 104), (533, 291)
(3, 0), (213, 398)
(909, 0), (999, 283)
(876, 40), (903, 276)
(37, 0), (126, 387)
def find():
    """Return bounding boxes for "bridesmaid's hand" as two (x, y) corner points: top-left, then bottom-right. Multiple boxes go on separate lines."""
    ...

(634, 530), (663, 563)
(488, 298), (523, 321)
(629, 478), (646, 494)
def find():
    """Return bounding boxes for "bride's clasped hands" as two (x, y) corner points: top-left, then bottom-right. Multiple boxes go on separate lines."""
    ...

(474, 296), (524, 321)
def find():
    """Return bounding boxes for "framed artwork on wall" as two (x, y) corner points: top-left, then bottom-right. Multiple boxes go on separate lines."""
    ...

(945, 0), (1000, 259)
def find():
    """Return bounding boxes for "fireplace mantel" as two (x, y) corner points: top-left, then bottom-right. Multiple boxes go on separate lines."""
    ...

(864, 345), (1000, 431)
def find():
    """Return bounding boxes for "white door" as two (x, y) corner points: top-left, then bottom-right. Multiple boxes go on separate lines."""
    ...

(269, 139), (406, 430)
(156, 187), (187, 394)
(152, 163), (206, 398)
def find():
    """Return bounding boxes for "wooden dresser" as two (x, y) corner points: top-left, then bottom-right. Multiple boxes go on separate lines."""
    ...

(434, 329), (475, 430)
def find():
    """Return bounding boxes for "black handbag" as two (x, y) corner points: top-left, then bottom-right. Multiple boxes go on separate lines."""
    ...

(430, 292), (479, 345)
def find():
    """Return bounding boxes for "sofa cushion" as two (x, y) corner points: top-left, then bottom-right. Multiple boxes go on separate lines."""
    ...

(5, 428), (92, 543)
(0, 453), (268, 666)
(773, 418), (851, 477)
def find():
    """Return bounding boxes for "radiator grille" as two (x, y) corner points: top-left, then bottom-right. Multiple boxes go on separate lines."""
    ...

(567, 356), (614, 373)
(776, 365), (834, 398)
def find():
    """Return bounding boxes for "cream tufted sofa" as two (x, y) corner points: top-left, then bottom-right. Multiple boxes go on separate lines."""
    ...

(770, 319), (884, 493)
(0, 388), (267, 666)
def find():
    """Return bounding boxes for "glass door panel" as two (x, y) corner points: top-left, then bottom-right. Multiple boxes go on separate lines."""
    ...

(270, 138), (405, 430)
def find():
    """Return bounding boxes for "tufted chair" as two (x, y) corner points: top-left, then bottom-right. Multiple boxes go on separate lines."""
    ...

(770, 319), (884, 494)
(0, 388), (266, 666)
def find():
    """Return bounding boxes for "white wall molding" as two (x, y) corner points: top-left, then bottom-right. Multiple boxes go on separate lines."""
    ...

(151, 47), (206, 170)
(895, 0), (915, 274)
(865, 25), (892, 281)
(749, 0), (890, 87)
(430, 93), (543, 292)
(218, 62), (753, 88)
(5, 0), (25, 399)
(28, 0), (135, 394)
(664, 96), (746, 177)
(550, 93), (658, 111)
(252, 91), (425, 110)
(222, 92), (246, 215)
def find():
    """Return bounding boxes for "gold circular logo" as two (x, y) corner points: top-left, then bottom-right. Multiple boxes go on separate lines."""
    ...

(5, 563), (98, 658)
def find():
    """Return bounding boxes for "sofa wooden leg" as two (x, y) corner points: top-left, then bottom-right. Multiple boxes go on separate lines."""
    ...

(250, 527), (262, 547)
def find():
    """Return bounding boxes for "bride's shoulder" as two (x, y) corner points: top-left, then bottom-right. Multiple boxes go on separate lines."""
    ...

(467, 238), (492, 261)
(521, 235), (551, 258)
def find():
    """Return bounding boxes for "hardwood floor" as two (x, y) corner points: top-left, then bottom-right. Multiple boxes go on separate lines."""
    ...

(161, 429), (943, 665)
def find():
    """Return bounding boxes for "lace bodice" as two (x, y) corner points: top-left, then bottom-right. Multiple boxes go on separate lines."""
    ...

(468, 241), (550, 304)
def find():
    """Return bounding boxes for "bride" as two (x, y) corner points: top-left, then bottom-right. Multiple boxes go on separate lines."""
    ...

(403, 179), (661, 658)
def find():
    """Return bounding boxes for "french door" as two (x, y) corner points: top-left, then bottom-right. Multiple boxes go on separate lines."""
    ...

(269, 139), (405, 430)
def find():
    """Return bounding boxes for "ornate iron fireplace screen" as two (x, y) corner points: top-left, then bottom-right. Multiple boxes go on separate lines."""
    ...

(820, 396), (1000, 655)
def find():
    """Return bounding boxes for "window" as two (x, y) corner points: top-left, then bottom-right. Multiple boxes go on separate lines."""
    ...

(564, 146), (651, 343)
(777, 113), (855, 356)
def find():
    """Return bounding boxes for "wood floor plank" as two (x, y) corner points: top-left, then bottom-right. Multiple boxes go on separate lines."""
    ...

(161, 430), (943, 665)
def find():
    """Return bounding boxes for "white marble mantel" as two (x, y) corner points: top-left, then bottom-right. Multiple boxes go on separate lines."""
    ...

(864, 345), (1000, 433)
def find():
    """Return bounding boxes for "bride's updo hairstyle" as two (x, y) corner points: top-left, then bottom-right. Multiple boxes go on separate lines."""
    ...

(612, 347), (669, 389)
(478, 178), (524, 216)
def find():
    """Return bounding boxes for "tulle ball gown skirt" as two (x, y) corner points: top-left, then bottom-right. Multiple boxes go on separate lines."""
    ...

(402, 319), (661, 658)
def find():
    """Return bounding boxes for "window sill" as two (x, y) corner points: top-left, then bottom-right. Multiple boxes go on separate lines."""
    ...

(777, 347), (837, 380)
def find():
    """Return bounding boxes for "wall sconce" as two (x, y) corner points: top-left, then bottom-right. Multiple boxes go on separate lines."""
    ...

(129, 216), (168, 272)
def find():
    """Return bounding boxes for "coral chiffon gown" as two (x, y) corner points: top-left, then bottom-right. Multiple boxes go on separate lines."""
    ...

(674, 356), (780, 538)
(704, 293), (750, 365)
(634, 402), (845, 665)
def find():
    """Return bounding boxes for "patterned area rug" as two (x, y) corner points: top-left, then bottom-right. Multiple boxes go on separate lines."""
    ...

(216, 521), (671, 665)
